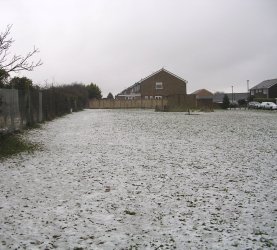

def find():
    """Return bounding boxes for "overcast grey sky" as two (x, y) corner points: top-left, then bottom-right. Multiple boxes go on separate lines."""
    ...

(1, 0), (277, 96)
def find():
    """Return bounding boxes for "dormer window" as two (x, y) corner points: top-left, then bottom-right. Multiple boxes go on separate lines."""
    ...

(156, 82), (163, 90)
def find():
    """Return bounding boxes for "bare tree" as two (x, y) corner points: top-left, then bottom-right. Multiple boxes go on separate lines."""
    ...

(0, 25), (42, 73)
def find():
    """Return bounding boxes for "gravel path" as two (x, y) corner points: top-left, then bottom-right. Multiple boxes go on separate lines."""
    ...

(0, 109), (276, 249)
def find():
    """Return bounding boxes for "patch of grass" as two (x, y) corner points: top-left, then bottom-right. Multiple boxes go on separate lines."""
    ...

(26, 123), (42, 130)
(124, 210), (136, 215)
(0, 133), (38, 160)
(253, 229), (266, 236)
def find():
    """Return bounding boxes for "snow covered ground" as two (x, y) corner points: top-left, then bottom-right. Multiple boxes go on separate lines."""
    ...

(0, 109), (276, 250)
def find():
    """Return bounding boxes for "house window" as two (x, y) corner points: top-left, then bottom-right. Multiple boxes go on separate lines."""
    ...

(258, 89), (262, 93)
(156, 82), (163, 90)
(145, 96), (148, 99)
(263, 89), (268, 94)
(149, 96), (153, 99)
(250, 90), (254, 96)
(155, 96), (162, 99)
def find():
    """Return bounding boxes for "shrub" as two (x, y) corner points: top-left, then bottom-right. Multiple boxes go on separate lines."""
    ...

(222, 94), (230, 109)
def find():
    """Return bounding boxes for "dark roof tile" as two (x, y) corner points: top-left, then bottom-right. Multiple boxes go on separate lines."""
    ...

(251, 79), (277, 90)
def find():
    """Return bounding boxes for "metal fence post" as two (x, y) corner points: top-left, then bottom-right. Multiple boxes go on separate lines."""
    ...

(39, 91), (43, 122)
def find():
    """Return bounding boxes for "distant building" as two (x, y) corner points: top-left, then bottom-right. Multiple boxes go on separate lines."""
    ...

(250, 79), (277, 99)
(191, 89), (213, 110)
(213, 92), (248, 107)
(116, 68), (187, 100)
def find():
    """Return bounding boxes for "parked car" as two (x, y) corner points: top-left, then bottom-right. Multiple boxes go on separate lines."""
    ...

(260, 102), (277, 110)
(248, 101), (261, 109)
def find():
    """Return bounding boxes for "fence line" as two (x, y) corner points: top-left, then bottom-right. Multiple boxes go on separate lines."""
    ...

(0, 89), (21, 133)
(89, 94), (199, 111)
(89, 98), (167, 109)
(0, 88), (84, 134)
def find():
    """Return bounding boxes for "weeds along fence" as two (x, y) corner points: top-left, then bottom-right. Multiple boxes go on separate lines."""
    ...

(0, 88), (85, 134)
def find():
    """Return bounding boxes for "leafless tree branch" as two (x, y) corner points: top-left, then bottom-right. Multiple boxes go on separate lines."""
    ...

(0, 25), (42, 73)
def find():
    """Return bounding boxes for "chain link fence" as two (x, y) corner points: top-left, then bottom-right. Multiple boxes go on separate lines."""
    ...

(0, 87), (85, 134)
(0, 89), (20, 133)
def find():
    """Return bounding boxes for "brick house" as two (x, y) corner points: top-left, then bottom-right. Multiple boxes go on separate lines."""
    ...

(250, 79), (277, 99)
(116, 68), (187, 100)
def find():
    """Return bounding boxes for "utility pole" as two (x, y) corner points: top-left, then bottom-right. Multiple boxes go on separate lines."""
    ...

(247, 80), (250, 102)
(231, 85), (234, 103)
(11, 81), (15, 131)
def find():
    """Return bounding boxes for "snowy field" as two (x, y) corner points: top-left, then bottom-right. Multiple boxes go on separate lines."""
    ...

(0, 109), (276, 250)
